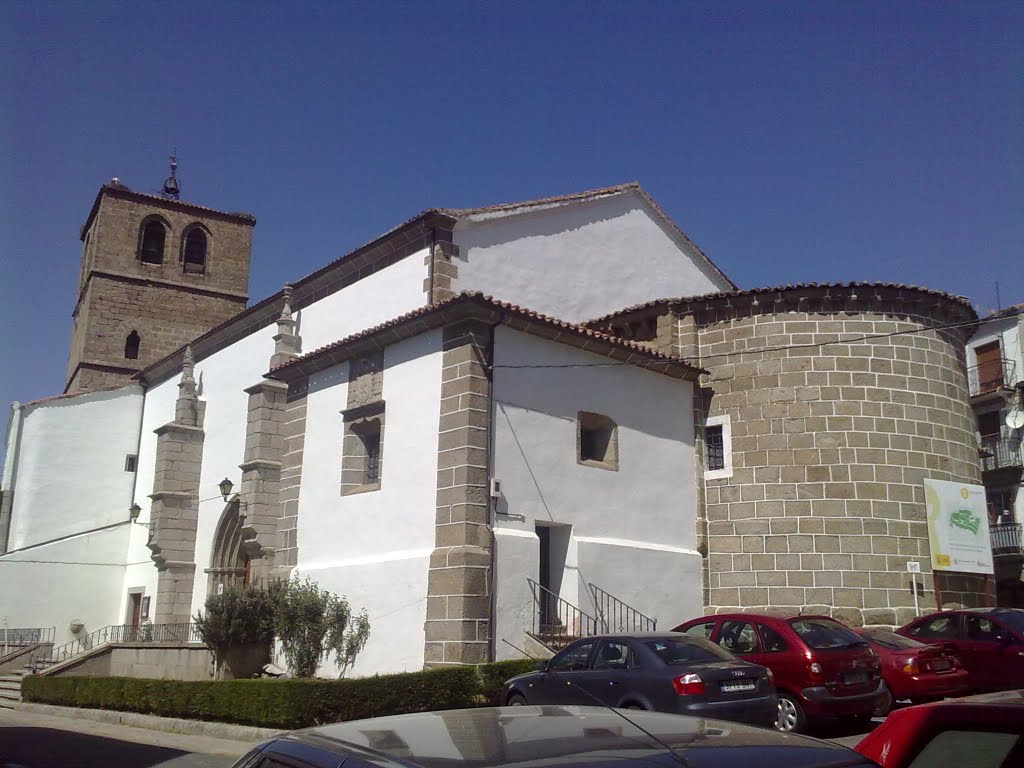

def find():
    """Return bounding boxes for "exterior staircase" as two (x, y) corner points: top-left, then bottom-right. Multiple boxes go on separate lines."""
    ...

(0, 629), (57, 709)
(0, 665), (37, 709)
(525, 580), (657, 653)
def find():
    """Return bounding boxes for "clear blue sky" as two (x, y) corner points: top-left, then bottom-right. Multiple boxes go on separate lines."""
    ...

(1, 1), (1021, 415)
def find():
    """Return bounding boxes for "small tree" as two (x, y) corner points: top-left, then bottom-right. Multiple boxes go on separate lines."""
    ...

(275, 576), (370, 678)
(194, 582), (280, 674)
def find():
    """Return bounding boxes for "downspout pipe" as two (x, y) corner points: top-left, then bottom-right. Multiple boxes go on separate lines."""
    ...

(485, 323), (497, 663)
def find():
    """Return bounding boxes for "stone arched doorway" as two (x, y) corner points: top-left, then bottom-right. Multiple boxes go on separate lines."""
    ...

(206, 499), (251, 596)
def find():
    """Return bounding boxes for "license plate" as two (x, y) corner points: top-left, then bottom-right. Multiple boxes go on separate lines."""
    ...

(721, 680), (756, 693)
(931, 659), (951, 672)
(842, 671), (868, 685)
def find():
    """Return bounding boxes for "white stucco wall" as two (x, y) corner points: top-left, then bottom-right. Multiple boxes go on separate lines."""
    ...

(451, 191), (730, 323)
(0, 522), (131, 645)
(490, 327), (701, 659)
(122, 251), (431, 625)
(294, 329), (443, 676)
(5, 387), (143, 551)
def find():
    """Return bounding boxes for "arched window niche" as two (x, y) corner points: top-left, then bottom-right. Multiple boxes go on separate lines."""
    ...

(139, 218), (168, 264)
(182, 226), (208, 274)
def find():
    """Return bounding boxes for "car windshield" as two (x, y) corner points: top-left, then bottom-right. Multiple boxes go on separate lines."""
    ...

(643, 636), (734, 664)
(860, 629), (925, 650)
(789, 618), (867, 650)
(994, 611), (1024, 634)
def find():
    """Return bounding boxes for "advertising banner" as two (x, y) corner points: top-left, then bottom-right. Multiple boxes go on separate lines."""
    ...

(923, 479), (994, 575)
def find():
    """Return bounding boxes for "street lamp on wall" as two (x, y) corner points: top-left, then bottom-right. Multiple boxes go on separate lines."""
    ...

(218, 477), (247, 522)
(128, 503), (153, 532)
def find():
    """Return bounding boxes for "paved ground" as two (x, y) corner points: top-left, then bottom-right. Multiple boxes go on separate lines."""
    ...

(0, 708), (257, 768)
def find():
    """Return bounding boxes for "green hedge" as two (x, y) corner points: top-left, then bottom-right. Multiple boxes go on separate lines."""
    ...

(22, 658), (542, 730)
(477, 658), (538, 705)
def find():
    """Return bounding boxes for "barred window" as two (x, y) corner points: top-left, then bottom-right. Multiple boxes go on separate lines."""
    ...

(705, 424), (725, 471)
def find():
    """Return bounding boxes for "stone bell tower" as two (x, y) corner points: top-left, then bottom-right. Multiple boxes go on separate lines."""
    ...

(65, 160), (256, 394)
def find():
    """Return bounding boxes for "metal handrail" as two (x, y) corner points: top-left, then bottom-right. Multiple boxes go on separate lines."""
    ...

(968, 358), (1017, 397)
(991, 522), (1022, 554)
(981, 437), (1023, 472)
(588, 583), (657, 633)
(1, 627), (55, 648)
(30, 622), (201, 671)
(527, 578), (597, 650)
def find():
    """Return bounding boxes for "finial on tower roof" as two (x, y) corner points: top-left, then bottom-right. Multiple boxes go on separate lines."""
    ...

(162, 151), (180, 199)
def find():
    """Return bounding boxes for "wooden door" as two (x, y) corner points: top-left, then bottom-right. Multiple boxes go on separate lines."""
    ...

(976, 342), (1003, 393)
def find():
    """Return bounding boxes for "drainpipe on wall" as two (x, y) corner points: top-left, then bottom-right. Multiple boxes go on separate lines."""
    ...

(485, 324), (498, 663)
(0, 401), (25, 555)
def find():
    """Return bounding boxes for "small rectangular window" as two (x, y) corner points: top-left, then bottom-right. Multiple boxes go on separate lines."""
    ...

(341, 402), (385, 496)
(705, 425), (724, 471)
(124, 455), (138, 472)
(578, 412), (618, 471)
(703, 415), (732, 480)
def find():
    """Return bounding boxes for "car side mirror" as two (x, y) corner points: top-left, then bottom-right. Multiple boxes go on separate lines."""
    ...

(537, 660), (549, 672)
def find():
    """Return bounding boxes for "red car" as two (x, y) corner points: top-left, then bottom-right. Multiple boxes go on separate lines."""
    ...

(895, 608), (1024, 693)
(855, 690), (1024, 768)
(673, 613), (884, 733)
(855, 627), (968, 714)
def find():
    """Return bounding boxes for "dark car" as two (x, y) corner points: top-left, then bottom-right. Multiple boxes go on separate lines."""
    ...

(499, 633), (776, 727)
(231, 706), (879, 768)
(673, 613), (884, 733)
(855, 627), (968, 714)
(895, 607), (1024, 693)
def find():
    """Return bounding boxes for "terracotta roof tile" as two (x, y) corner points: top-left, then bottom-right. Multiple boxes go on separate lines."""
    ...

(586, 282), (977, 325)
(269, 292), (703, 380)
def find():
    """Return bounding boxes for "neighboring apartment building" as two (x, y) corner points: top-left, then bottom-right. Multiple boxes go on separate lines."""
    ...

(0, 177), (1004, 678)
(966, 304), (1024, 606)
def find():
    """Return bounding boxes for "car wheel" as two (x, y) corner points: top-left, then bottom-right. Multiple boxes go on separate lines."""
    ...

(506, 693), (528, 706)
(623, 703), (645, 710)
(874, 683), (893, 717)
(775, 693), (806, 734)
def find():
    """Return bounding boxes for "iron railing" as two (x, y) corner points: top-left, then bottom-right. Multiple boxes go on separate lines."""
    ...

(527, 578), (597, 650)
(981, 437), (1023, 472)
(31, 623), (201, 670)
(1, 627), (55, 648)
(968, 358), (1017, 397)
(588, 583), (657, 633)
(991, 523), (1023, 555)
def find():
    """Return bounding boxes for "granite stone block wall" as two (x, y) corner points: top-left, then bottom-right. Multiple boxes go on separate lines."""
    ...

(596, 285), (985, 625)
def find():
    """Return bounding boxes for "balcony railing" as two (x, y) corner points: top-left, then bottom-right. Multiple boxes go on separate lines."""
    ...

(991, 523), (1022, 555)
(968, 358), (1017, 397)
(980, 437), (1023, 473)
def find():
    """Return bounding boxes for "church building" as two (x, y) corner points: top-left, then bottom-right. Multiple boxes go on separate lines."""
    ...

(1, 172), (1000, 678)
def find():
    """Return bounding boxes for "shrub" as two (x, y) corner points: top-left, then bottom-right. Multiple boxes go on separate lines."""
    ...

(477, 658), (539, 705)
(24, 667), (478, 729)
(274, 576), (370, 678)
(193, 582), (280, 668)
(21, 658), (539, 728)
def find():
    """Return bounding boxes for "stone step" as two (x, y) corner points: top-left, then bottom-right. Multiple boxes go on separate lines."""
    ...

(0, 679), (22, 691)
